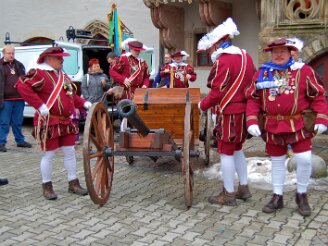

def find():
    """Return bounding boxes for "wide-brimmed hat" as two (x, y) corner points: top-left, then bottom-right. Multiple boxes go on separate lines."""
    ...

(263, 38), (298, 52)
(37, 47), (70, 64)
(197, 17), (240, 53)
(171, 50), (189, 61)
(287, 37), (304, 52)
(128, 41), (145, 51)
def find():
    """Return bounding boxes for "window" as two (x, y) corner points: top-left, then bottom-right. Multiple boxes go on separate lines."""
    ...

(63, 49), (79, 75)
(195, 33), (213, 67)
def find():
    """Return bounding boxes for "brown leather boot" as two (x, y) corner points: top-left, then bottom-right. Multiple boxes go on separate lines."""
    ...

(296, 192), (311, 217)
(208, 187), (237, 206)
(68, 179), (88, 196)
(235, 184), (252, 201)
(262, 193), (284, 213)
(42, 181), (57, 200)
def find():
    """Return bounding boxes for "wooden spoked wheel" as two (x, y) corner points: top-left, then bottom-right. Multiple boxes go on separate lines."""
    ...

(182, 101), (194, 208)
(83, 102), (114, 205)
(204, 109), (212, 166)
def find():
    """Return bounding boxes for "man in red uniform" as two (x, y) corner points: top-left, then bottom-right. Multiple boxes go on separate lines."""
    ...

(246, 38), (328, 216)
(109, 40), (150, 99)
(16, 47), (91, 200)
(160, 50), (197, 88)
(198, 17), (256, 206)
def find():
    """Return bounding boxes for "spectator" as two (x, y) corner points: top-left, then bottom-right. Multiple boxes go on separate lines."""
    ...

(198, 17), (256, 206)
(152, 53), (172, 88)
(109, 40), (150, 100)
(106, 51), (119, 87)
(246, 38), (328, 216)
(81, 58), (110, 103)
(0, 45), (32, 152)
(16, 47), (91, 200)
(160, 50), (197, 88)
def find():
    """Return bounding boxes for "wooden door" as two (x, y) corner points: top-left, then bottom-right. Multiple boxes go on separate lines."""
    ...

(309, 52), (328, 91)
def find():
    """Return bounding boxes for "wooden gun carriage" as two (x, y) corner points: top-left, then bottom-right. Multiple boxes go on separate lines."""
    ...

(82, 88), (212, 208)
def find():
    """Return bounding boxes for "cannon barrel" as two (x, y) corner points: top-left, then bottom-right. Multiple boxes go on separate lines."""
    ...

(116, 99), (150, 137)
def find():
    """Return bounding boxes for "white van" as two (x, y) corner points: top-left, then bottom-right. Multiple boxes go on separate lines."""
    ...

(1, 40), (156, 118)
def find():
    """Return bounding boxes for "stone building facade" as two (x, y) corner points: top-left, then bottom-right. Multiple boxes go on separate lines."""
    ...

(144, 0), (328, 90)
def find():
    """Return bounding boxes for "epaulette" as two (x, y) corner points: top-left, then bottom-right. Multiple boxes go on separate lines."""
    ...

(20, 69), (38, 83)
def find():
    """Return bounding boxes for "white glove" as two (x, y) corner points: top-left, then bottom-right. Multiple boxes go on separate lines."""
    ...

(211, 114), (217, 125)
(314, 124), (327, 134)
(198, 102), (202, 111)
(247, 124), (261, 137)
(84, 101), (92, 110)
(38, 104), (49, 116)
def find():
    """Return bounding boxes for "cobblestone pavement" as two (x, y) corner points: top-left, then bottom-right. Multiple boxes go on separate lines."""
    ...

(0, 122), (327, 246)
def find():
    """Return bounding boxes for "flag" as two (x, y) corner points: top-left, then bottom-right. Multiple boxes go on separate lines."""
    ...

(107, 3), (123, 55)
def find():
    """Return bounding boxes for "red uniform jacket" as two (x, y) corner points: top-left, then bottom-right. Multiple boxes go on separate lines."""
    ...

(16, 68), (86, 127)
(160, 63), (197, 88)
(246, 64), (328, 134)
(109, 53), (150, 98)
(199, 52), (255, 114)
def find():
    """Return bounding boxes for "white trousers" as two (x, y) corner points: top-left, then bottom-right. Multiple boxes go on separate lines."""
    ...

(40, 146), (77, 183)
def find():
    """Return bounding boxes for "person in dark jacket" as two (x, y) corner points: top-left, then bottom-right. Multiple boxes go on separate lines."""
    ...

(81, 58), (111, 103)
(0, 45), (32, 152)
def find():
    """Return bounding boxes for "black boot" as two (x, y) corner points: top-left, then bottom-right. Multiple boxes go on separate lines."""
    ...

(262, 193), (284, 213)
(296, 192), (311, 217)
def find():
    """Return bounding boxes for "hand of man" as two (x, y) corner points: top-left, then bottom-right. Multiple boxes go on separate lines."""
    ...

(141, 85), (147, 88)
(186, 74), (191, 80)
(247, 124), (261, 137)
(164, 69), (170, 73)
(107, 86), (124, 99)
(83, 101), (92, 110)
(38, 104), (49, 117)
(314, 124), (327, 134)
(124, 78), (131, 88)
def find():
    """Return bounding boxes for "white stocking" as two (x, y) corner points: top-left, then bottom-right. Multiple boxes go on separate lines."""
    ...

(40, 150), (55, 183)
(62, 146), (77, 182)
(220, 154), (236, 193)
(294, 150), (312, 193)
(233, 150), (248, 185)
(271, 155), (286, 195)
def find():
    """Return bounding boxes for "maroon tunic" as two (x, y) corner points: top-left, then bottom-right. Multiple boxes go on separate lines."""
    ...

(200, 52), (255, 147)
(160, 63), (197, 88)
(246, 64), (328, 146)
(16, 68), (86, 142)
(109, 53), (150, 99)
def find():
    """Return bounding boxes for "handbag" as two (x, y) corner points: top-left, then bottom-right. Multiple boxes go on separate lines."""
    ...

(301, 109), (317, 132)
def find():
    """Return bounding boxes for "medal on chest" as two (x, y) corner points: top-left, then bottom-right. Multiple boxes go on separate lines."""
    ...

(268, 70), (294, 101)
(63, 78), (74, 96)
(8, 64), (15, 75)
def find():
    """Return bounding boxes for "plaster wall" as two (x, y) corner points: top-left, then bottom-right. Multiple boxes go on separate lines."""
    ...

(0, 0), (159, 66)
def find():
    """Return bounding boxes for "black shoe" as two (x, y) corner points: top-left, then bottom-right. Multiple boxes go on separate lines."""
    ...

(262, 193), (284, 213)
(17, 141), (32, 148)
(0, 144), (7, 152)
(0, 178), (8, 186)
(296, 192), (311, 217)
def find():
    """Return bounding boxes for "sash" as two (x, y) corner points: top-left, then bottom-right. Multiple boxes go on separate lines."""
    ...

(126, 60), (142, 99)
(129, 60), (142, 84)
(217, 49), (247, 114)
(35, 70), (65, 151)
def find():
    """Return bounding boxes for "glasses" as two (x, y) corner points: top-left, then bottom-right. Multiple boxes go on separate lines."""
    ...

(4, 52), (15, 55)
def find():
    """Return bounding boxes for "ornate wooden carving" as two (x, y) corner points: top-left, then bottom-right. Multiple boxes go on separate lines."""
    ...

(150, 5), (184, 50)
(199, 0), (232, 27)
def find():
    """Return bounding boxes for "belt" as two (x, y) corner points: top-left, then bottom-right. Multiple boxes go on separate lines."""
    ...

(266, 113), (301, 120)
(50, 114), (70, 120)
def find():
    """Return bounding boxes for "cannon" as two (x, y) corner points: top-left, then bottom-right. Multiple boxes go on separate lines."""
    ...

(82, 88), (212, 208)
